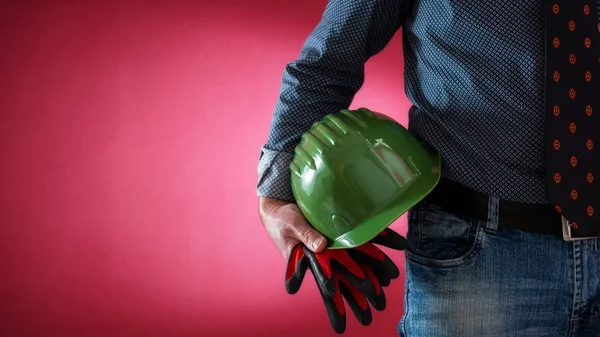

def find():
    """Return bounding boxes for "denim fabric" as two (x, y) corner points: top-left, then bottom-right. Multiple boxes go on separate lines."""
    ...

(399, 198), (600, 337)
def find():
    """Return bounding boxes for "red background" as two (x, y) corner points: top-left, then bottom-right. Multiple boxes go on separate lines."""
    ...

(0, 1), (411, 336)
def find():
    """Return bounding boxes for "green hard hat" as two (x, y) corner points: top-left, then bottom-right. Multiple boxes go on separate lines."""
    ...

(290, 107), (441, 249)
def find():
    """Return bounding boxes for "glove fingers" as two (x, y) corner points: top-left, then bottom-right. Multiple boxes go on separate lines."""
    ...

(284, 244), (309, 294)
(286, 245), (348, 334)
(358, 262), (387, 311)
(338, 274), (373, 327)
(303, 246), (369, 297)
(371, 228), (408, 251)
(301, 246), (337, 297)
(329, 258), (378, 297)
(349, 244), (400, 286)
(318, 276), (347, 334)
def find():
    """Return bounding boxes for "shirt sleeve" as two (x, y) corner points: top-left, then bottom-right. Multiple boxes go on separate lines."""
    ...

(257, 0), (412, 202)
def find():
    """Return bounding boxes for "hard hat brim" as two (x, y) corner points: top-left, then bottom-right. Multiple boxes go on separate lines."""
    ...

(327, 152), (441, 249)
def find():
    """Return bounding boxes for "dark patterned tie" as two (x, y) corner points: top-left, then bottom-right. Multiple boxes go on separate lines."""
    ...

(545, 2), (599, 237)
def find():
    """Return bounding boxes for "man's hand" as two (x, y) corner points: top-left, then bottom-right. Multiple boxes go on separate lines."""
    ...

(259, 196), (328, 259)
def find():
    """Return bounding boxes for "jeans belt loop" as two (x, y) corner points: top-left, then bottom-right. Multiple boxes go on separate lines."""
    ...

(486, 196), (500, 232)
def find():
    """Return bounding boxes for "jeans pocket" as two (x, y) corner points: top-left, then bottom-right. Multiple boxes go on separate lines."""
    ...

(405, 200), (484, 269)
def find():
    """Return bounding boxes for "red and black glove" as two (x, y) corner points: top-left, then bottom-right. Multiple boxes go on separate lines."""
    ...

(284, 228), (407, 334)
(347, 227), (408, 287)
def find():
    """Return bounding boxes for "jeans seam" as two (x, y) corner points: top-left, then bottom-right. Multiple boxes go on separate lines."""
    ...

(417, 203), (423, 257)
(570, 241), (583, 335)
(400, 263), (410, 337)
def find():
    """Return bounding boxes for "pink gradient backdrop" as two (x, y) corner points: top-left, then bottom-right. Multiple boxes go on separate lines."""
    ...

(0, 1), (412, 336)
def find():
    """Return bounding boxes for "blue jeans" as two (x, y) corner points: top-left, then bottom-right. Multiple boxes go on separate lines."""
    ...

(398, 197), (600, 337)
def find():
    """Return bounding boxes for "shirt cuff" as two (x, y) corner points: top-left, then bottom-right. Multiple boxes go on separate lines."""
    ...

(256, 146), (295, 203)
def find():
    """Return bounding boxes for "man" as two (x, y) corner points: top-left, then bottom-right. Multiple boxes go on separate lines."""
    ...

(257, 1), (599, 336)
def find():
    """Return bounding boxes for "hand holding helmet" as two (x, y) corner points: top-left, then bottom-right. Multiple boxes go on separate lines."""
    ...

(282, 107), (441, 333)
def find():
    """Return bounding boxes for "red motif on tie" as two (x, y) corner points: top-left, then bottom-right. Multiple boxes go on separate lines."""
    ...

(545, 2), (599, 237)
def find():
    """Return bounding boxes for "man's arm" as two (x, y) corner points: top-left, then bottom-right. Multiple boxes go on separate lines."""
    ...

(257, 0), (411, 202)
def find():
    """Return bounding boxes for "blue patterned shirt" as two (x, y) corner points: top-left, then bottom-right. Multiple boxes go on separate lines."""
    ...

(257, 0), (551, 204)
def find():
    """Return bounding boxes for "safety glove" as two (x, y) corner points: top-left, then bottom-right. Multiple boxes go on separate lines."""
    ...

(347, 227), (408, 287)
(284, 227), (407, 334)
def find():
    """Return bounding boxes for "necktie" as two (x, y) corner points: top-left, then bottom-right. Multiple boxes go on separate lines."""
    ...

(545, 2), (599, 237)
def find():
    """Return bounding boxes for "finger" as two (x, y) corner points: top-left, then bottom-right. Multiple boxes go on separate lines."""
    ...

(371, 228), (408, 251)
(358, 262), (387, 311)
(284, 244), (309, 294)
(349, 243), (400, 286)
(304, 246), (376, 297)
(302, 246), (337, 297)
(338, 273), (373, 327)
(258, 197), (326, 259)
(290, 219), (327, 253)
(316, 273), (347, 334)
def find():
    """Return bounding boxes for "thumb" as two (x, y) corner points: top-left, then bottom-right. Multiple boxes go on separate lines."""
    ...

(290, 220), (328, 253)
